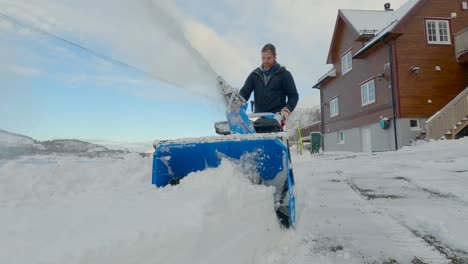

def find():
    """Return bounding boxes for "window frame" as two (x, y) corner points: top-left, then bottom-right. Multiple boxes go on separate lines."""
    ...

(425, 19), (451, 45)
(341, 50), (353, 75)
(361, 79), (376, 106)
(330, 97), (339, 118)
(410, 119), (421, 131)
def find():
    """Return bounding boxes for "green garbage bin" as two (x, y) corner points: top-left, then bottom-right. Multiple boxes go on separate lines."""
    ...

(310, 132), (322, 154)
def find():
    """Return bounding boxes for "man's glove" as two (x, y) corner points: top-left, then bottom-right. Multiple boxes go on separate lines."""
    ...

(279, 108), (291, 125)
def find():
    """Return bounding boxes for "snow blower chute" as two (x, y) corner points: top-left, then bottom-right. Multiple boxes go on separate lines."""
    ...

(152, 76), (296, 228)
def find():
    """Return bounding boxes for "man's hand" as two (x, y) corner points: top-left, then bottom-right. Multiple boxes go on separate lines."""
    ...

(279, 108), (291, 125)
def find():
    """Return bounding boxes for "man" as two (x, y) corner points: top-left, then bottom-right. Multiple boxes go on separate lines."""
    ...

(239, 44), (298, 228)
(239, 43), (299, 127)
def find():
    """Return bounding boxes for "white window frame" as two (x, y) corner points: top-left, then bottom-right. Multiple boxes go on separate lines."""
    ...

(338, 131), (345, 144)
(426, 19), (451, 44)
(330, 97), (339, 117)
(361, 80), (376, 106)
(341, 50), (353, 75)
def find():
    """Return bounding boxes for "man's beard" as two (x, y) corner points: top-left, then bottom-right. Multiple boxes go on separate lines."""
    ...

(263, 63), (274, 70)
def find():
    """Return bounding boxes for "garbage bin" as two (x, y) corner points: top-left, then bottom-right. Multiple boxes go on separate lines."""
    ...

(310, 132), (322, 154)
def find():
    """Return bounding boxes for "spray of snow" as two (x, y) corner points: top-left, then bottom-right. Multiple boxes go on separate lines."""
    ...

(0, 0), (226, 104)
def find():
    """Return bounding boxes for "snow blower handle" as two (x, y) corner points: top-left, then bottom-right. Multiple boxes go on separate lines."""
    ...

(217, 76), (246, 111)
(217, 76), (256, 134)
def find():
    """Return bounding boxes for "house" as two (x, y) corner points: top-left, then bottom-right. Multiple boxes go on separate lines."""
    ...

(313, 0), (468, 152)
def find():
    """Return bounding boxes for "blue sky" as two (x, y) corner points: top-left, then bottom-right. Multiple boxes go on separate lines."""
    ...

(0, 0), (407, 142)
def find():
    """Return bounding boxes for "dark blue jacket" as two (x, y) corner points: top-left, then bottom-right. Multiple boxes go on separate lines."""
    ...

(239, 64), (299, 113)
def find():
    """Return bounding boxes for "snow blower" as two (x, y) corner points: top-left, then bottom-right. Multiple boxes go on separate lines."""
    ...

(152, 76), (296, 228)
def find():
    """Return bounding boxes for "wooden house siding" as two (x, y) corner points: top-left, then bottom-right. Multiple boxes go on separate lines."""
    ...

(321, 18), (395, 134)
(395, 0), (468, 118)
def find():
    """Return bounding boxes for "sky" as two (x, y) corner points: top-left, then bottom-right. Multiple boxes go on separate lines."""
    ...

(0, 0), (408, 142)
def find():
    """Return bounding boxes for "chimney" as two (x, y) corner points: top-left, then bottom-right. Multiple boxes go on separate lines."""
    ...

(384, 3), (393, 11)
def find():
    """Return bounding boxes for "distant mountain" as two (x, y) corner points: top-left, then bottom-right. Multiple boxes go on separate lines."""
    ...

(40, 139), (109, 153)
(0, 129), (125, 159)
(0, 129), (40, 147)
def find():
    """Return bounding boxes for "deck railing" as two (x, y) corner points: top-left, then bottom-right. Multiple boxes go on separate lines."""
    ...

(455, 27), (468, 62)
(426, 87), (468, 140)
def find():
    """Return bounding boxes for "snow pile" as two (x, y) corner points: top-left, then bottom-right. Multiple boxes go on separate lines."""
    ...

(1, 138), (468, 263)
(0, 154), (280, 264)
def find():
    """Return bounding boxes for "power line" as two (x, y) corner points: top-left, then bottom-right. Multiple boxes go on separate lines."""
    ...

(0, 12), (204, 94)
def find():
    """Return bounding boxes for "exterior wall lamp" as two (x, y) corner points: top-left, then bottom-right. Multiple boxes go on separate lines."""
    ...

(410, 66), (421, 75)
(377, 73), (385, 82)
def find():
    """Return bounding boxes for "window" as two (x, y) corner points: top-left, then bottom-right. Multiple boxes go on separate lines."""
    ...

(338, 131), (345, 144)
(410, 119), (420, 130)
(426, 19), (451, 44)
(330, 97), (339, 117)
(361, 80), (376, 106)
(341, 50), (353, 75)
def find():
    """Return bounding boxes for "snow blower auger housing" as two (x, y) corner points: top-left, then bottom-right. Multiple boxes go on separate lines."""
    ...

(152, 76), (296, 228)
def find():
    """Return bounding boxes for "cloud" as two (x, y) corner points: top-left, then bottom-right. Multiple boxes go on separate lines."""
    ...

(0, 0), (217, 91)
(62, 73), (143, 85)
(167, 0), (409, 92)
(296, 92), (321, 109)
(0, 0), (410, 98)
(0, 19), (13, 31)
(0, 64), (41, 76)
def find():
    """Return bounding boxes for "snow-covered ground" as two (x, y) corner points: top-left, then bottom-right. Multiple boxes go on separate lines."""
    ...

(1, 139), (467, 263)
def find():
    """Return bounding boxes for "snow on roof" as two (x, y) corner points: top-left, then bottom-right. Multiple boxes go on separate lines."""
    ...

(341, 0), (420, 58)
(340, 10), (394, 33)
(341, 0), (420, 35)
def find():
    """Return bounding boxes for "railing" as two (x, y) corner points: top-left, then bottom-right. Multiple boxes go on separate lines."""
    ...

(426, 87), (468, 140)
(455, 27), (468, 63)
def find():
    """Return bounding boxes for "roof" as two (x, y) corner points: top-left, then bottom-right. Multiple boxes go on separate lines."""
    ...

(352, 0), (421, 57)
(312, 68), (336, 89)
(341, 0), (420, 35)
(340, 10), (395, 34)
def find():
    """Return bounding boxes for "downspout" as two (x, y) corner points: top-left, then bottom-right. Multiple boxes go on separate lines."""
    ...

(320, 87), (325, 151)
(384, 40), (399, 150)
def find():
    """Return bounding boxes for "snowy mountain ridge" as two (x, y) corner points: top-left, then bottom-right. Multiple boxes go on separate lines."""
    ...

(0, 129), (38, 147)
(0, 129), (124, 159)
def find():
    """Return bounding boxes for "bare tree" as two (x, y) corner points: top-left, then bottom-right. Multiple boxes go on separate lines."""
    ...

(285, 106), (321, 139)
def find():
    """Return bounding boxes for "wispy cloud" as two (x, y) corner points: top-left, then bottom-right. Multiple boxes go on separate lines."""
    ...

(0, 0), (409, 99)
(0, 64), (42, 76)
(0, 19), (13, 31)
(296, 93), (321, 109)
(62, 73), (144, 86)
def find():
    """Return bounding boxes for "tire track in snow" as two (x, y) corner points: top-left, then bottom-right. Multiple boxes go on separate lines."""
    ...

(405, 228), (468, 264)
(393, 176), (468, 206)
(336, 170), (450, 264)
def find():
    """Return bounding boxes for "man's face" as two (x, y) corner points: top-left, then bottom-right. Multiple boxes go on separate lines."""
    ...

(261, 51), (276, 71)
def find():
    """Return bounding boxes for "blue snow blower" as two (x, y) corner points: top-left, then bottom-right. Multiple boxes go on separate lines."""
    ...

(152, 77), (296, 228)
